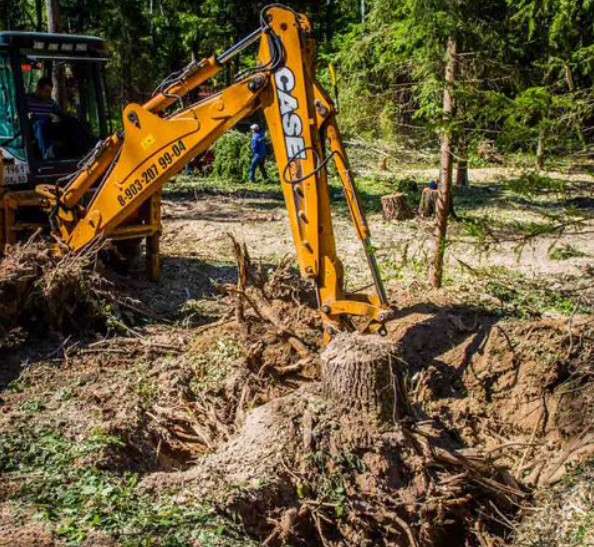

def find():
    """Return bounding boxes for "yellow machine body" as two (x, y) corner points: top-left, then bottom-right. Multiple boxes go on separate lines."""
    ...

(2, 5), (393, 337)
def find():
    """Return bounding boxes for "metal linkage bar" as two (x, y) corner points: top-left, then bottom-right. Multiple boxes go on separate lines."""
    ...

(216, 28), (262, 64)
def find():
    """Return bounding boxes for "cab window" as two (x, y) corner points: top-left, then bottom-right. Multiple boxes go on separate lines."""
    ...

(22, 57), (102, 161)
(0, 51), (25, 161)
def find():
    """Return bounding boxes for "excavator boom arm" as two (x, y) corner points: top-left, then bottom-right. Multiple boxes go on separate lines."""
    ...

(42, 4), (392, 336)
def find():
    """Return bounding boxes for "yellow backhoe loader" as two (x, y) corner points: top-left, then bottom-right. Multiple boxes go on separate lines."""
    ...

(0, 4), (393, 338)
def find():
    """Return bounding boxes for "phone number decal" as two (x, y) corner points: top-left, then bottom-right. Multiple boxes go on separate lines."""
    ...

(117, 139), (187, 207)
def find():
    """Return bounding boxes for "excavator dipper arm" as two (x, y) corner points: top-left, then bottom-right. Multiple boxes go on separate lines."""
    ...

(40, 4), (393, 336)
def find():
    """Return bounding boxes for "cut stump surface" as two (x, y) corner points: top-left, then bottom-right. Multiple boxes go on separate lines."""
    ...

(321, 333), (407, 423)
(381, 192), (414, 221)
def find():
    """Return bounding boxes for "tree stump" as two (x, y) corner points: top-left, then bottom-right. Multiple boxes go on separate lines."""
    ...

(381, 192), (413, 221)
(321, 333), (408, 423)
(418, 188), (438, 217)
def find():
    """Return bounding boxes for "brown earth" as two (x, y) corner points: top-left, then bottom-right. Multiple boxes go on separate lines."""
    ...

(1, 238), (592, 545)
(138, 299), (593, 545)
(1, 170), (593, 545)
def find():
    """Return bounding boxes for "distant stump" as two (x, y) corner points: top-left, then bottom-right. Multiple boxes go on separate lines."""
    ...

(419, 187), (439, 217)
(381, 192), (414, 221)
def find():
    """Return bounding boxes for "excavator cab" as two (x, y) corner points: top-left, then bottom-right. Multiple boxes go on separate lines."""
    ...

(0, 31), (111, 248)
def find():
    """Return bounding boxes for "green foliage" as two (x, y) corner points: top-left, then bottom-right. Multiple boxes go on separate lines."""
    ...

(472, 266), (583, 318)
(189, 337), (244, 394)
(394, 177), (420, 207)
(167, 173), (281, 198)
(394, 177), (419, 195)
(211, 130), (252, 181)
(505, 171), (567, 197)
(304, 450), (365, 521)
(336, 174), (392, 207)
(332, 0), (514, 139)
(500, 87), (590, 155)
(5, 0), (594, 162)
(548, 243), (587, 261)
(0, 427), (248, 545)
(331, 0), (594, 160)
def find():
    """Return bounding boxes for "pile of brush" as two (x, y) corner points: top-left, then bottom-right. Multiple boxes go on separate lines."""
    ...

(138, 237), (324, 464)
(0, 238), (118, 343)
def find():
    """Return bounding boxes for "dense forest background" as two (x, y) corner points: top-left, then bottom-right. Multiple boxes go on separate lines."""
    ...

(3, 0), (594, 165)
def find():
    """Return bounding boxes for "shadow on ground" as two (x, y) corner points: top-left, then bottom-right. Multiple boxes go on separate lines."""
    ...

(164, 183), (284, 202)
(391, 302), (500, 392)
(162, 197), (283, 223)
(122, 255), (238, 320)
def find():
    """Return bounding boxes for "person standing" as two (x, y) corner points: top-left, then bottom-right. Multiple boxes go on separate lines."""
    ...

(248, 123), (269, 182)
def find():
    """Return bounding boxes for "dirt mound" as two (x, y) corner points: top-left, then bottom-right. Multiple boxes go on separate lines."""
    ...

(140, 307), (593, 546)
(218, 237), (322, 379)
(142, 334), (526, 546)
(68, 261), (592, 546)
(3, 232), (593, 545)
(460, 319), (594, 485)
(393, 306), (594, 489)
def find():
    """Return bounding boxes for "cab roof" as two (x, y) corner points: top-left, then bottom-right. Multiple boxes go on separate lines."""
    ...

(0, 31), (108, 60)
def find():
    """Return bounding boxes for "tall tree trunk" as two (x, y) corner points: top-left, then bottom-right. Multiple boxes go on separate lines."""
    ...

(455, 138), (468, 187)
(430, 36), (457, 288)
(325, 0), (334, 43)
(536, 128), (545, 170)
(46, 0), (60, 34)
(46, 0), (66, 106)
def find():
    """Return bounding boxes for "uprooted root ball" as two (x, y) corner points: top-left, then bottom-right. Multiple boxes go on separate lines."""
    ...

(0, 241), (52, 329)
(143, 333), (525, 547)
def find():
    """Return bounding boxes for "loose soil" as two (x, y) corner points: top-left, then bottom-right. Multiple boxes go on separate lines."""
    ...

(1, 166), (593, 546)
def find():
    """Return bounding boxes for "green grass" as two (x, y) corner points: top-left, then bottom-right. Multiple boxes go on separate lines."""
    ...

(168, 173), (283, 198)
(166, 170), (417, 217)
(454, 171), (592, 249)
(0, 426), (251, 546)
(458, 265), (587, 318)
(379, 248), (430, 286)
(505, 171), (569, 198)
(458, 212), (568, 245)
(548, 243), (588, 261)
(337, 175), (414, 213)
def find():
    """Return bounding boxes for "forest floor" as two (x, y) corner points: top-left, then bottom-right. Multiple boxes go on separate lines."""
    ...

(1, 153), (593, 546)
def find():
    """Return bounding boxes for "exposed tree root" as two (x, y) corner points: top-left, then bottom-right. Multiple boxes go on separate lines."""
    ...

(220, 234), (321, 378)
(142, 333), (526, 546)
